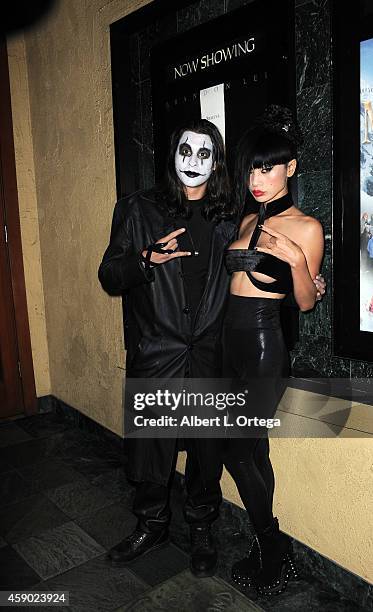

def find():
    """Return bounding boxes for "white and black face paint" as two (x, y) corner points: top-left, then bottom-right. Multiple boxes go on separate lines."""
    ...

(175, 131), (214, 188)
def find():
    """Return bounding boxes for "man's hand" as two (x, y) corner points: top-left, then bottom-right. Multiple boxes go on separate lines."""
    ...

(141, 228), (191, 268)
(313, 274), (326, 301)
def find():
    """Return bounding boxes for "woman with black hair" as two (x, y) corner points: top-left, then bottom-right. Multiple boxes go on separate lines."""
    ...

(223, 105), (324, 596)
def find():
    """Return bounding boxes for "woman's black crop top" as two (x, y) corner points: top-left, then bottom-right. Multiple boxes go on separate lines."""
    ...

(225, 193), (294, 294)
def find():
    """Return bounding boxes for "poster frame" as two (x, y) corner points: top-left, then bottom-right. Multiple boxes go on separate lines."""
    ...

(332, 0), (373, 361)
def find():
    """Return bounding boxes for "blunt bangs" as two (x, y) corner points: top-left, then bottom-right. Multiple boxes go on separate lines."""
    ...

(248, 131), (296, 170)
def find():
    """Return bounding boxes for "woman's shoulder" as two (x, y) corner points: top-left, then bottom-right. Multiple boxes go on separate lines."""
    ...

(290, 207), (322, 228)
(289, 209), (323, 245)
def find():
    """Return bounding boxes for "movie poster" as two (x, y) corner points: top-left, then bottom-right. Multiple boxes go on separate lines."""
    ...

(360, 38), (373, 331)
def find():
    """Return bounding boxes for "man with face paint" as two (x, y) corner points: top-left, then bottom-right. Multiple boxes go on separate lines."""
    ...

(99, 120), (235, 577)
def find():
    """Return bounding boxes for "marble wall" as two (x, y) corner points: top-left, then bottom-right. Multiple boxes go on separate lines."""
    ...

(293, 0), (345, 377)
(128, 0), (368, 378)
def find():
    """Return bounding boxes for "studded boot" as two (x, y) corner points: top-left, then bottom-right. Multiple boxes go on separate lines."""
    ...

(231, 534), (261, 588)
(252, 517), (298, 596)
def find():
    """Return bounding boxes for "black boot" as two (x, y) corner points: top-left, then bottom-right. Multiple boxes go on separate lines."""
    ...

(190, 524), (217, 577)
(253, 517), (298, 596)
(107, 528), (169, 565)
(231, 534), (261, 588)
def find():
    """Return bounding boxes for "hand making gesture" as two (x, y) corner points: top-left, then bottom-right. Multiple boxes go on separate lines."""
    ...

(255, 223), (325, 301)
(141, 227), (191, 268)
(256, 224), (307, 269)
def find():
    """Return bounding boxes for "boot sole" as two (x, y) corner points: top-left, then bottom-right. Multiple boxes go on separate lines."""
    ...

(232, 573), (256, 589)
(108, 537), (170, 566)
(231, 538), (260, 589)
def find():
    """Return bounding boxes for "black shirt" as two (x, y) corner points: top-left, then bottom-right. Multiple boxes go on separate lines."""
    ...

(178, 197), (214, 320)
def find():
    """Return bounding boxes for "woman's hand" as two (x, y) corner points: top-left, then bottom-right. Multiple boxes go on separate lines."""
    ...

(314, 274), (326, 301)
(255, 224), (305, 268)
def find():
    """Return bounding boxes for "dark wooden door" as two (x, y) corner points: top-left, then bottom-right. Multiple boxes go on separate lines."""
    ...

(0, 37), (36, 418)
(0, 170), (23, 417)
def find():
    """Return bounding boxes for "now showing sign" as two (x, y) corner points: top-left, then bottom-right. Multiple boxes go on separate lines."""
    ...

(172, 36), (256, 80)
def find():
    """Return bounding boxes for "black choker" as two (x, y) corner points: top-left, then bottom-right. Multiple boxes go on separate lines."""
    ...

(261, 192), (293, 219)
(248, 192), (293, 250)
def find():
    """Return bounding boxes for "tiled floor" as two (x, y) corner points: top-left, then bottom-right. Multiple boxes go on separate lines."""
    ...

(0, 412), (370, 611)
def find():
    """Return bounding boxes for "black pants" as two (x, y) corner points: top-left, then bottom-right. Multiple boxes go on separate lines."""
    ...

(222, 295), (289, 532)
(133, 437), (223, 533)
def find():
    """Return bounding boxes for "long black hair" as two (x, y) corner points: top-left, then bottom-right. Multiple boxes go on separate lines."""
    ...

(155, 119), (234, 221)
(234, 105), (303, 218)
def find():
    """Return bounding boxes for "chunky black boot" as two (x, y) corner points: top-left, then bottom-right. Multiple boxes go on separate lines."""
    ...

(253, 517), (298, 596)
(231, 534), (261, 588)
(107, 528), (169, 565)
(190, 524), (218, 577)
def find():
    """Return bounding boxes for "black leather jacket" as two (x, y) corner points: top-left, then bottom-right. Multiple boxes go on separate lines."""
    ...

(98, 190), (236, 483)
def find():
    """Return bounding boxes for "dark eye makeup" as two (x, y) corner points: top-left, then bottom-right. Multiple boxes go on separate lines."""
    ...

(179, 144), (192, 156)
(248, 165), (274, 174)
(197, 148), (211, 159)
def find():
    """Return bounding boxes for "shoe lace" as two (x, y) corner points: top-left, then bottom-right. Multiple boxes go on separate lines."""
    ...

(128, 530), (147, 546)
(191, 526), (211, 549)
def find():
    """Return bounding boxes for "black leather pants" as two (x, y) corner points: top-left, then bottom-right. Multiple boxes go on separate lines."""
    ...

(222, 295), (289, 532)
(133, 437), (223, 533)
